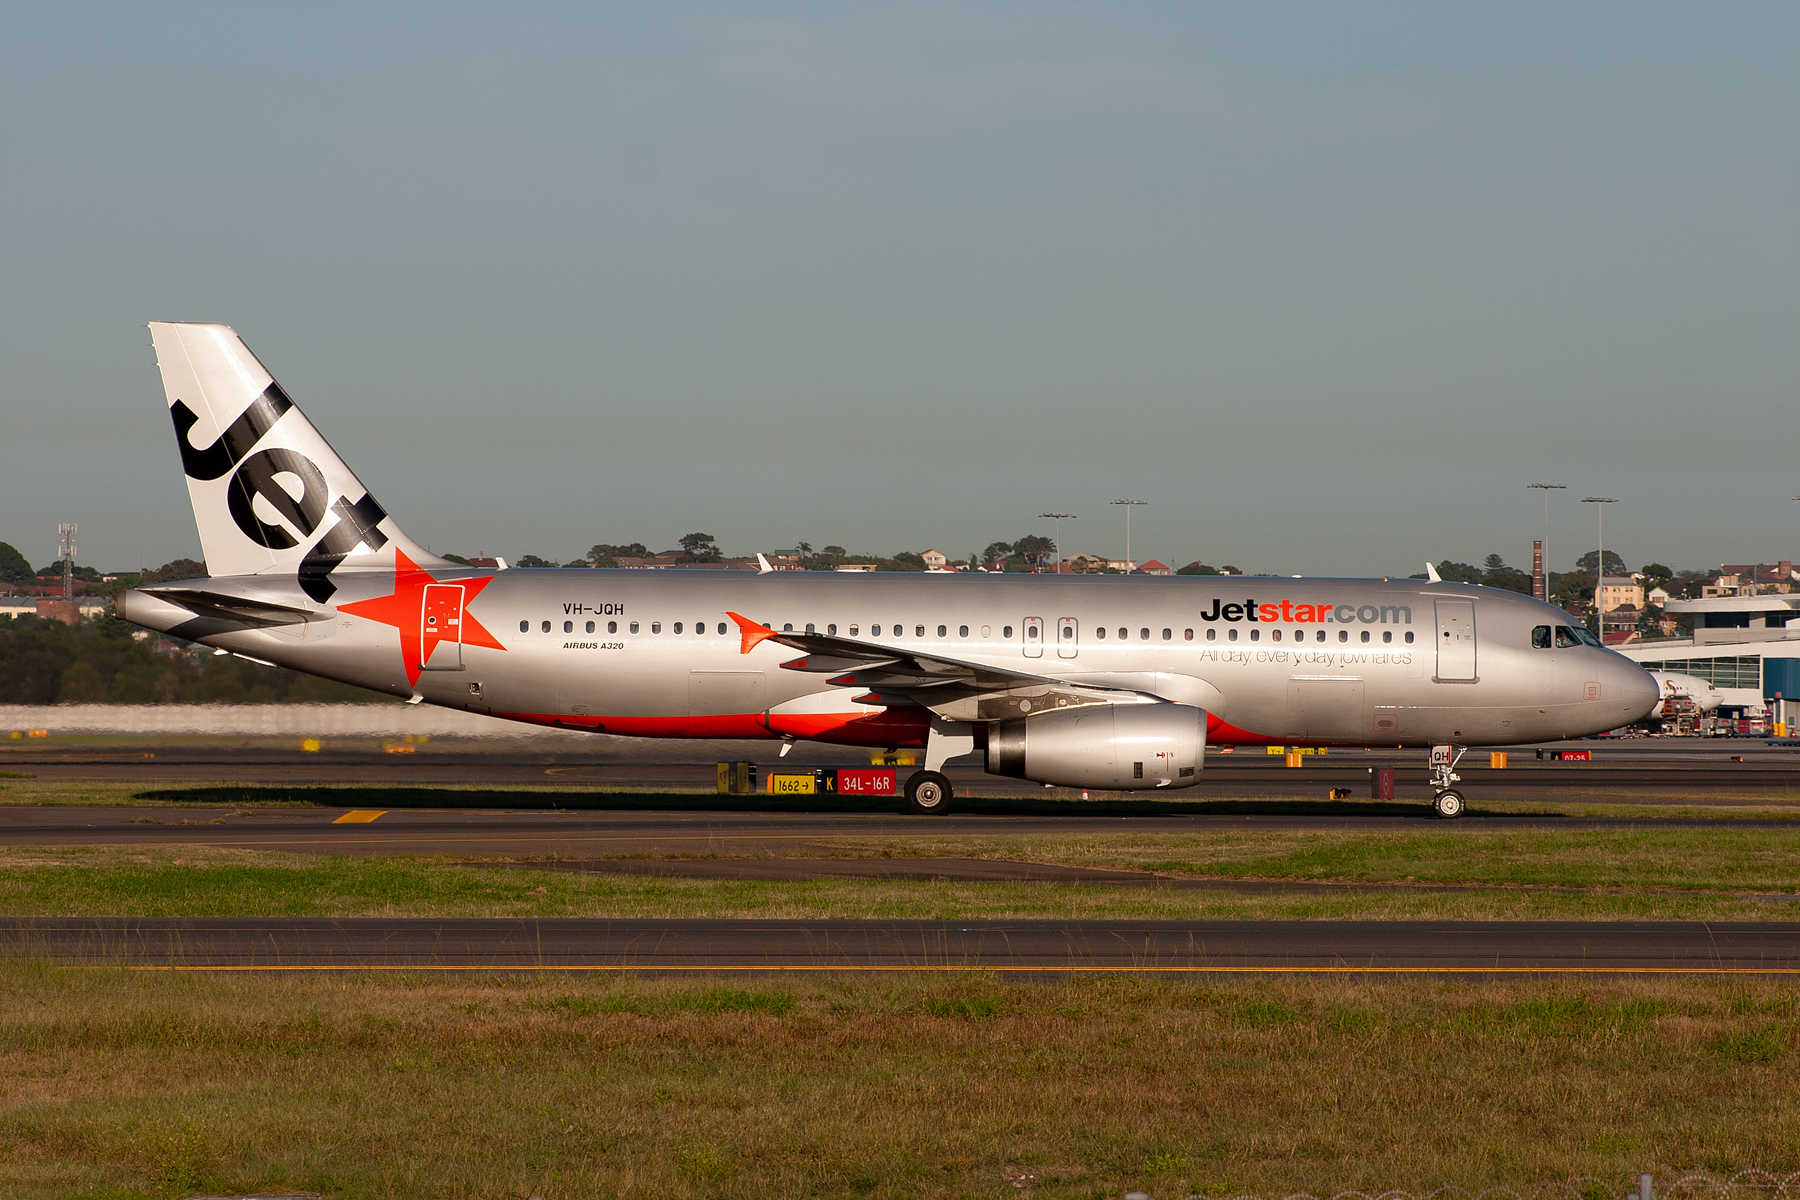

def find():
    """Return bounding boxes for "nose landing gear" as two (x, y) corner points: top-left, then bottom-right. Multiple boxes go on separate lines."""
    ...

(1429, 744), (1467, 819)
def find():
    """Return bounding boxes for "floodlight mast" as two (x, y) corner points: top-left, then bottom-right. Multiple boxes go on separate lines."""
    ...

(1582, 497), (1617, 635)
(1110, 500), (1147, 573)
(1526, 484), (1564, 601)
(1038, 513), (1075, 574)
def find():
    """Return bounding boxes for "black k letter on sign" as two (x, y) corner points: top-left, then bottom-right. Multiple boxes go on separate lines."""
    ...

(170, 383), (294, 480)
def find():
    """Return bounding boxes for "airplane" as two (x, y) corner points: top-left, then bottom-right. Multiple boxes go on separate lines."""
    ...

(1648, 671), (1724, 714)
(117, 322), (1663, 819)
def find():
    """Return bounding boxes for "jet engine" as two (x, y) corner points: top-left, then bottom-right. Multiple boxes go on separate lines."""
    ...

(985, 703), (1205, 790)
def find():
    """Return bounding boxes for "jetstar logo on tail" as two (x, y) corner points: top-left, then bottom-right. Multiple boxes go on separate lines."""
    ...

(339, 549), (506, 685)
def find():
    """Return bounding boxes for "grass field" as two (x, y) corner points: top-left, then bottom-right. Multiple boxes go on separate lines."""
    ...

(2, 967), (1797, 1200)
(1, 841), (1796, 922)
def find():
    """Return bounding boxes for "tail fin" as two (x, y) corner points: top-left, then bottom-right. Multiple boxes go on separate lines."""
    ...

(148, 322), (447, 601)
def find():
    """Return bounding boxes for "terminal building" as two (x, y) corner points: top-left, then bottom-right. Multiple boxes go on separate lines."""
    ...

(1614, 594), (1800, 716)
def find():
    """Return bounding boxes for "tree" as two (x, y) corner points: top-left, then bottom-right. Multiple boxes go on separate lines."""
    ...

(142, 559), (208, 583)
(1012, 535), (1054, 570)
(893, 551), (926, 569)
(1176, 562), (1219, 576)
(0, 541), (31, 585)
(982, 541), (1013, 565)
(588, 543), (648, 568)
(1575, 550), (1628, 577)
(678, 533), (721, 563)
(441, 553), (472, 566)
(793, 542), (811, 566)
(1640, 562), (1673, 585)
(822, 546), (846, 558)
(514, 554), (557, 568)
(1435, 560), (1484, 585)
(1480, 554), (1532, 595)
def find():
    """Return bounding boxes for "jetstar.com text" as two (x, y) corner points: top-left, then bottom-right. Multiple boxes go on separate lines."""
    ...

(1198, 599), (1413, 625)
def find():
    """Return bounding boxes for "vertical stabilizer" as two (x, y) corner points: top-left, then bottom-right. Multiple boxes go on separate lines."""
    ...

(148, 322), (447, 601)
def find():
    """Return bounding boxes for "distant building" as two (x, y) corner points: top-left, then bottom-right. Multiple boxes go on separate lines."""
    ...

(920, 549), (948, 569)
(1138, 559), (1171, 576)
(1597, 576), (1644, 614)
(1646, 585), (1672, 607)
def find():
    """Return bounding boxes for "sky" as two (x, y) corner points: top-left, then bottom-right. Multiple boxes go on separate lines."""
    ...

(1, 2), (1794, 579)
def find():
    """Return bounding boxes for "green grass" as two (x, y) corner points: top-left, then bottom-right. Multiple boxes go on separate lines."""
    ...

(1, 844), (1798, 922)
(837, 827), (1800, 895)
(2, 967), (1798, 1199)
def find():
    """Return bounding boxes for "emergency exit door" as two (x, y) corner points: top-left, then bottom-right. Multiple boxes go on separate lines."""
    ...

(420, 584), (465, 670)
(1022, 616), (1043, 658)
(1434, 598), (1476, 681)
(1057, 617), (1079, 659)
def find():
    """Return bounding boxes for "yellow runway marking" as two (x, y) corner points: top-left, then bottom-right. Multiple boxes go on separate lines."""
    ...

(330, 810), (389, 824)
(121, 965), (1800, 975)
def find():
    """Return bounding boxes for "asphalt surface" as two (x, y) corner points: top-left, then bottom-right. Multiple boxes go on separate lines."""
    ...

(5, 737), (1800, 802)
(7, 917), (1797, 972)
(8, 802), (1800, 860)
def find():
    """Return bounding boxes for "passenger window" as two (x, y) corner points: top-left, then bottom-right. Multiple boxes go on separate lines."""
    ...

(937, 625), (947, 638)
(563, 620), (573, 633)
(1317, 630), (1327, 643)
(872, 625), (881, 636)
(717, 623), (726, 635)
(958, 625), (968, 638)
(783, 623), (793, 632)
(651, 622), (661, 634)
(1338, 630), (1348, 643)
(1293, 629), (1303, 641)
(1095, 627), (1106, 640)
(541, 620), (551, 633)
(630, 622), (639, 634)
(1204, 629), (1214, 641)
(585, 621), (595, 634)
(827, 624), (836, 635)
(916, 625), (925, 637)
(849, 625), (859, 636)
(1533, 625), (1552, 649)
(805, 624), (815, 634)
(1118, 628), (1127, 640)
(1250, 629), (1260, 642)
(609, 621), (618, 634)
(1004, 626), (1014, 638)
(1184, 629), (1193, 640)
(699, 620), (708, 634)
(519, 620), (529, 633)
(1139, 628), (1149, 640)
(1360, 630), (1370, 643)
(1162, 629), (1171, 641)
(1227, 628), (1238, 642)
(1404, 631), (1413, 644)
(1555, 626), (1581, 648)
(1272, 629), (1282, 642)
(673, 622), (683, 634)
(1382, 630), (1392, 644)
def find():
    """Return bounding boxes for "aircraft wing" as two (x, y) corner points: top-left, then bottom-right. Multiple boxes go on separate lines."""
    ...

(726, 611), (1155, 722)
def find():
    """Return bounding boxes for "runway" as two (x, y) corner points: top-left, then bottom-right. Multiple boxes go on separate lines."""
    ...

(7, 917), (1797, 972)
(5, 738), (1800, 803)
(4, 802), (1797, 859)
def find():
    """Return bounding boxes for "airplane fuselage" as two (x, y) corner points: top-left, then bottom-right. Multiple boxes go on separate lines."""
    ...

(123, 567), (1659, 751)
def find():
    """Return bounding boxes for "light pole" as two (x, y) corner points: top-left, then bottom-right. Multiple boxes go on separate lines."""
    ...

(1110, 500), (1146, 573)
(1527, 484), (1564, 600)
(1582, 496), (1617, 634)
(1038, 513), (1075, 574)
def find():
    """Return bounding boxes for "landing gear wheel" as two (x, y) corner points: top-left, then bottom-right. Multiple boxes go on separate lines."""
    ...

(905, 770), (954, 815)
(1431, 790), (1465, 819)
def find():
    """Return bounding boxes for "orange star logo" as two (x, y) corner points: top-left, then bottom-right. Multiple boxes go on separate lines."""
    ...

(338, 548), (505, 685)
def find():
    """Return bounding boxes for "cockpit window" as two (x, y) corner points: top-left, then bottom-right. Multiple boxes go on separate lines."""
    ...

(1573, 625), (1602, 647)
(1554, 626), (1581, 648)
(1532, 625), (1552, 649)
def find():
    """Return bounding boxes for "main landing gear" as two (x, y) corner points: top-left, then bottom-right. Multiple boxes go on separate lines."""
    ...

(1429, 744), (1466, 819)
(905, 770), (953, 815)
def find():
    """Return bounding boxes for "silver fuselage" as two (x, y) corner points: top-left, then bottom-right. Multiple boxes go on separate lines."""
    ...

(122, 568), (1661, 750)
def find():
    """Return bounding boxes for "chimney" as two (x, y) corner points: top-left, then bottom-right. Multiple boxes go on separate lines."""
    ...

(1532, 540), (1544, 600)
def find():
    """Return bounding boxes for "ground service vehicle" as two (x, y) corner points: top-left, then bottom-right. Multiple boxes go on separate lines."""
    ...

(118, 323), (1662, 818)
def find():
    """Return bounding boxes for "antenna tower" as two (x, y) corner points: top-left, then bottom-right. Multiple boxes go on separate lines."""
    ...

(58, 524), (76, 600)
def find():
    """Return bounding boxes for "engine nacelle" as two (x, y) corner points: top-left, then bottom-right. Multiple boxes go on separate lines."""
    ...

(985, 703), (1205, 790)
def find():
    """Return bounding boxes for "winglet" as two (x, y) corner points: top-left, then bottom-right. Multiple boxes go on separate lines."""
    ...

(727, 611), (782, 655)
(756, 553), (774, 574)
(1425, 561), (1442, 583)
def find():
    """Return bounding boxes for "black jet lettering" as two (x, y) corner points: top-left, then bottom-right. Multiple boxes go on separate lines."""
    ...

(171, 383), (295, 481)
